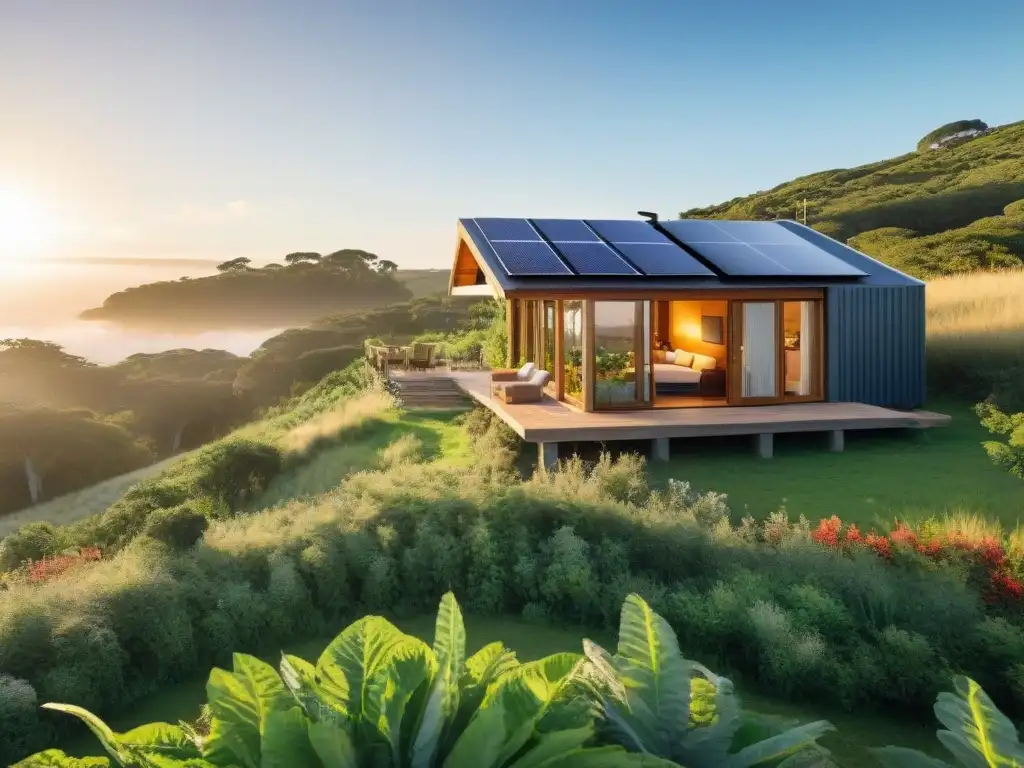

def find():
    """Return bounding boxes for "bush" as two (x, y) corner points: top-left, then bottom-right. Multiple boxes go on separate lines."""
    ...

(142, 503), (209, 549)
(0, 522), (68, 571)
(191, 438), (283, 509)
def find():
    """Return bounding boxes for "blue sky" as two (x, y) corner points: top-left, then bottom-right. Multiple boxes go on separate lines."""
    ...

(2, 0), (1022, 268)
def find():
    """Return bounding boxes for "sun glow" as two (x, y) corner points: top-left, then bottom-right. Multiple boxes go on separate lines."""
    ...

(0, 185), (57, 262)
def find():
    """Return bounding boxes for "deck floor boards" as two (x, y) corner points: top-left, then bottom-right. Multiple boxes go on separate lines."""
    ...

(431, 371), (950, 443)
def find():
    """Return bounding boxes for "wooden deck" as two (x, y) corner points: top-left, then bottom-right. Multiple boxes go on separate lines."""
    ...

(447, 371), (950, 444)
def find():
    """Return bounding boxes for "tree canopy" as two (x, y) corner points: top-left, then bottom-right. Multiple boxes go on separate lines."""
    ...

(917, 119), (988, 150)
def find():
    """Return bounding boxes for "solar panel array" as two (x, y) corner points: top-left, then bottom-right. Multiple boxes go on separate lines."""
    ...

(470, 218), (715, 278)
(660, 220), (866, 278)
(469, 218), (865, 279)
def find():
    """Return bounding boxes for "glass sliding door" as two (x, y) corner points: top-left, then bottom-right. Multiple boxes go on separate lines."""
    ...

(563, 300), (584, 406)
(733, 301), (779, 402)
(729, 298), (824, 405)
(542, 300), (558, 395)
(783, 300), (822, 400)
(592, 300), (652, 409)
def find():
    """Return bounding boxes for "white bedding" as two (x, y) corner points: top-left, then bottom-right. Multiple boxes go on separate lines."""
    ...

(652, 363), (702, 384)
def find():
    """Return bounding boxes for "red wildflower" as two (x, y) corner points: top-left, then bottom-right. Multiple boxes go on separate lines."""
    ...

(26, 547), (102, 584)
(844, 523), (862, 544)
(917, 537), (943, 558)
(989, 570), (1024, 602)
(889, 522), (918, 548)
(865, 532), (892, 559)
(978, 537), (1007, 569)
(812, 516), (842, 549)
(945, 530), (974, 552)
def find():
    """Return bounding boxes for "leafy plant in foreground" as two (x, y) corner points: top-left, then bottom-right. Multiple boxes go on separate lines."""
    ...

(870, 675), (1024, 767)
(17, 592), (665, 767)
(578, 594), (836, 767)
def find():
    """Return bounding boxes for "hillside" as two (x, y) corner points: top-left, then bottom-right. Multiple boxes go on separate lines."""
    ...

(681, 119), (1024, 278)
(394, 267), (450, 298)
(79, 249), (413, 330)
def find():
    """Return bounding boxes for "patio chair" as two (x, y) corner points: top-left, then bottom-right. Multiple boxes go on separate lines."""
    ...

(406, 342), (436, 371)
(494, 369), (550, 404)
(491, 361), (536, 383)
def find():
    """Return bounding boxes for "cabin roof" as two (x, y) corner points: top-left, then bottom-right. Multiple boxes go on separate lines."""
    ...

(450, 217), (922, 296)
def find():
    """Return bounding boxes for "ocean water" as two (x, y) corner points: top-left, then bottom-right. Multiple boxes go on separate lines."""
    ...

(0, 259), (280, 363)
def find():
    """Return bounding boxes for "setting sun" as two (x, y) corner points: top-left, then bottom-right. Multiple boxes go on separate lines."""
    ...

(0, 185), (56, 261)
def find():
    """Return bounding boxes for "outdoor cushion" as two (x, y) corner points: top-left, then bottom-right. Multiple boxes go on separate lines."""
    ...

(519, 362), (537, 379)
(691, 353), (717, 372)
(664, 350), (677, 363)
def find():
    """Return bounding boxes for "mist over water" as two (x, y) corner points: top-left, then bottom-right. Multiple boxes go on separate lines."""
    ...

(0, 259), (281, 363)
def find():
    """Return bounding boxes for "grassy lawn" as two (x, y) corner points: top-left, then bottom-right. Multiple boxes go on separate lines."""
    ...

(57, 614), (942, 768)
(641, 399), (1024, 530)
(254, 408), (472, 508)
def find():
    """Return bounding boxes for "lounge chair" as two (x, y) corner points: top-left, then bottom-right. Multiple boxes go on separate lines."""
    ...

(406, 342), (437, 371)
(494, 369), (550, 404)
(491, 362), (536, 383)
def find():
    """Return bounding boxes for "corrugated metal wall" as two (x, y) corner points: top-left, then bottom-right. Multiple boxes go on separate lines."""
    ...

(826, 284), (926, 409)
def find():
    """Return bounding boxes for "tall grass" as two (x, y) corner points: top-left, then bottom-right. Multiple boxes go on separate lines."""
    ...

(926, 269), (1024, 408)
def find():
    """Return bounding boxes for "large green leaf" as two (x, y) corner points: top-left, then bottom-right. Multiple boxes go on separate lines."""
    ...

(365, 636), (435, 764)
(442, 697), (510, 768)
(672, 671), (743, 767)
(442, 642), (522, 757)
(613, 594), (693, 758)
(725, 720), (835, 767)
(932, 676), (1024, 768)
(41, 704), (127, 764)
(580, 638), (651, 754)
(203, 653), (294, 768)
(259, 706), (322, 768)
(868, 746), (953, 767)
(119, 723), (202, 760)
(488, 653), (587, 766)
(314, 615), (409, 721)
(409, 593), (465, 768)
(504, 724), (595, 767)
(307, 721), (358, 767)
(12, 750), (111, 767)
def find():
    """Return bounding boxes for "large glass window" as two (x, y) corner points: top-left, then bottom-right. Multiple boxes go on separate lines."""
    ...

(563, 300), (583, 403)
(593, 300), (650, 408)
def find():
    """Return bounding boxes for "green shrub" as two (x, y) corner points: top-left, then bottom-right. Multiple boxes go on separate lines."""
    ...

(191, 438), (283, 509)
(142, 503), (209, 549)
(0, 522), (68, 571)
(0, 674), (42, 762)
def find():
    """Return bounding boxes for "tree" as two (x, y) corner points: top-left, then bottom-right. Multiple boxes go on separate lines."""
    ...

(0, 405), (152, 507)
(375, 259), (398, 274)
(121, 376), (239, 454)
(322, 249), (377, 272)
(976, 399), (1024, 479)
(216, 257), (252, 272)
(283, 252), (322, 265)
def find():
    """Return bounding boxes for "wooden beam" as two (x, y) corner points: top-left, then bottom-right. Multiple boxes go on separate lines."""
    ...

(582, 299), (595, 412)
(507, 288), (825, 301)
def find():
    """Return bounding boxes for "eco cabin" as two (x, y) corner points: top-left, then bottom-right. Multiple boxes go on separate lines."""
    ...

(449, 215), (926, 413)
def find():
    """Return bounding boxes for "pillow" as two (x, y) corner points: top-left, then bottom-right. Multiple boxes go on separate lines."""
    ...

(673, 349), (695, 368)
(691, 353), (717, 372)
(653, 349), (666, 363)
(519, 362), (537, 380)
(664, 350), (676, 363)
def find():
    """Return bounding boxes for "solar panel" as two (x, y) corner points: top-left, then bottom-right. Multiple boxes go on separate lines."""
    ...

(531, 218), (600, 242)
(753, 244), (866, 276)
(489, 240), (573, 276)
(612, 242), (715, 276)
(709, 221), (809, 245)
(552, 241), (638, 276)
(586, 219), (671, 244)
(474, 217), (541, 242)
(680, 241), (780, 275)
(665, 219), (866, 277)
(661, 220), (737, 243)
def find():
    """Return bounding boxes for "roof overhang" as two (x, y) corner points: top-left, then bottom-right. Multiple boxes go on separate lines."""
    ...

(448, 220), (505, 298)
